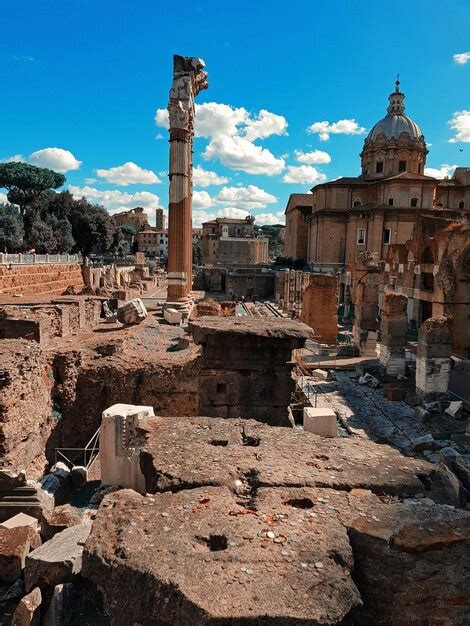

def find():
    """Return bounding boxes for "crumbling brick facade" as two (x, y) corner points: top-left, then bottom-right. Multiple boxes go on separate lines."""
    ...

(300, 274), (338, 343)
(379, 291), (408, 376)
(416, 316), (452, 401)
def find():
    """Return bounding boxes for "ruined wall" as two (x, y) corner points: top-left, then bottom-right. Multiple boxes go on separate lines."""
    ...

(190, 317), (312, 427)
(0, 263), (84, 297)
(0, 340), (55, 476)
(51, 346), (200, 450)
(300, 274), (338, 343)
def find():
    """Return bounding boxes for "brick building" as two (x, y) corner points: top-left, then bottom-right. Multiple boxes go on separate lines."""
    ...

(283, 81), (469, 273)
(284, 194), (313, 261)
(201, 216), (268, 266)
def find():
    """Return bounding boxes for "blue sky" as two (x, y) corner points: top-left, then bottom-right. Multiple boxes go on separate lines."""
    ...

(1, 0), (469, 226)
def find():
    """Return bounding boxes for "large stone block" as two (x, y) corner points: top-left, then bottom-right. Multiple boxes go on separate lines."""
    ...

(11, 587), (41, 626)
(0, 526), (41, 584)
(25, 524), (91, 592)
(100, 404), (154, 491)
(117, 298), (147, 325)
(303, 407), (337, 437)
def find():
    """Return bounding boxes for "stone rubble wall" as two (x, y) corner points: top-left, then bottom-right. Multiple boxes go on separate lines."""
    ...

(0, 263), (84, 297)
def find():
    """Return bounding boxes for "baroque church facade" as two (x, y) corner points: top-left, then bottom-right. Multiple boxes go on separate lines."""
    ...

(284, 81), (469, 270)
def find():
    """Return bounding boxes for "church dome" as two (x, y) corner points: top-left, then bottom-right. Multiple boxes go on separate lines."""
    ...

(367, 114), (423, 141)
(366, 79), (424, 142)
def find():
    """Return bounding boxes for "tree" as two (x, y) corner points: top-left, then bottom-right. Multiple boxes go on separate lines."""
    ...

(44, 214), (75, 253)
(0, 203), (23, 252)
(27, 220), (56, 253)
(68, 199), (115, 258)
(0, 162), (65, 229)
(111, 225), (131, 257)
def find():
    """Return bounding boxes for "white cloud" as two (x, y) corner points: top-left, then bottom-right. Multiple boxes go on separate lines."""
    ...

(215, 185), (277, 209)
(156, 101), (287, 175)
(84, 178), (97, 185)
(193, 190), (213, 209)
(255, 211), (285, 226)
(282, 165), (327, 184)
(68, 185), (161, 212)
(448, 110), (470, 143)
(96, 162), (160, 186)
(203, 136), (285, 175)
(1, 154), (25, 163)
(0, 192), (8, 203)
(244, 109), (288, 141)
(28, 148), (81, 172)
(294, 149), (331, 165)
(307, 119), (366, 141)
(424, 164), (458, 179)
(193, 165), (229, 187)
(453, 52), (470, 65)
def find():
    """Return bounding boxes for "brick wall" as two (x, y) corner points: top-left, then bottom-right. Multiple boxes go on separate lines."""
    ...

(0, 263), (84, 296)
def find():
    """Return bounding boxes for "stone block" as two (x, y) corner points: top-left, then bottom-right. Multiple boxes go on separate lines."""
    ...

(100, 404), (155, 491)
(41, 505), (82, 542)
(11, 587), (41, 626)
(1, 513), (39, 532)
(42, 583), (75, 626)
(25, 524), (91, 592)
(445, 401), (463, 419)
(117, 298), (147, 325)
(163, 307), (182, 324)
(303, 407), (337, 437)
(312, 368), (329, 381)
(414, 406), (430, 423)
(411, 434), (435, 452)
(0, 526), (41, 584)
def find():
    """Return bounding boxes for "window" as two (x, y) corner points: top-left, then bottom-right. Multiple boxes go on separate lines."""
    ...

(398, 160), (407, 172)
(388, 198), (394, 206)
(411, 197), (418, 207)
(353, 200), (361, 207)
(357, 228), (366, 245)
(459, 201), (465, 209)
(383, 228), (391, 244)
(376, 161), (384, 173)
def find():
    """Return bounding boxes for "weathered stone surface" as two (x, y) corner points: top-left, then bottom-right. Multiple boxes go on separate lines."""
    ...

(190, 318), (312, 427)
(42, 583), (74, 626)
(117, 298), (147, 325)
(137, 416), (459, 504)
(82, 481), (470, 625)
(349, 502), (470, 624)
(1, 513), (38, 532)
(190, 316), (313, 343)
(0, 526), (41, 584)
(41, 505), (82, 542)
(25, 523), (91, 592)
(83, 487), (361, 625)
(11, 586), (41, 626)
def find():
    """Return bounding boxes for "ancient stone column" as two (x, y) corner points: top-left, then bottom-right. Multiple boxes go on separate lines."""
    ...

(166, 55), (208, 311)
(379, 291), (408, 377)
(301, 274), (338, 344)
(353, 268), (381, 355)
(416, 316), (452, 402)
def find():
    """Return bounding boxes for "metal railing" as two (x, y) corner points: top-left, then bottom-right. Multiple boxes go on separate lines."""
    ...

(54, 428), (100, 470)
(0, 253), (82, 265)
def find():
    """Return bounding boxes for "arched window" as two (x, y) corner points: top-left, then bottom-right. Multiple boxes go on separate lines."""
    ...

(388, 197), (394, 206)
(398, 160), (407, 172)
(376, 161), (384, 173)
(411, 197), (418, 207)
(459, 200), (465, 209)
(353, 199), (361, 207)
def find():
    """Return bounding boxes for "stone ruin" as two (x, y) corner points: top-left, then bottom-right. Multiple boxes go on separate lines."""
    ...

(0, 58), (469, 626)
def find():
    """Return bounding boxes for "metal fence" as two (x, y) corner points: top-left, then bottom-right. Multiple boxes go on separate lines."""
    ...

(0, 253), (82, 265)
